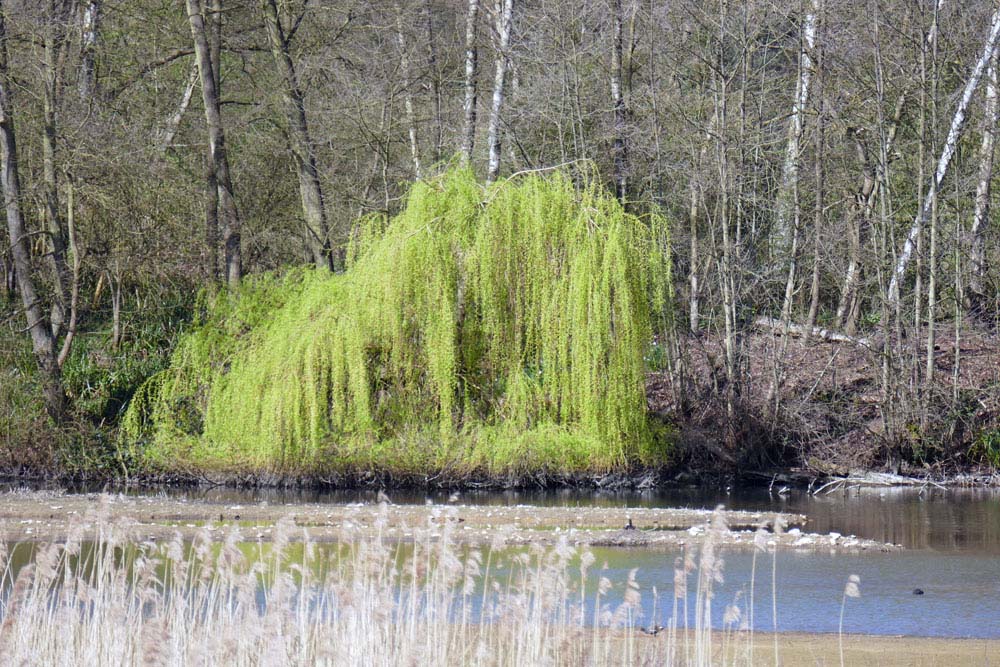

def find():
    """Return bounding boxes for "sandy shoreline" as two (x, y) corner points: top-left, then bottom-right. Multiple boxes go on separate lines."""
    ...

(743, 632), (1000, 665)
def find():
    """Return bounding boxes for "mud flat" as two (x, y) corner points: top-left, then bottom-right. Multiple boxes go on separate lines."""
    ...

(0, 490), (898, 552)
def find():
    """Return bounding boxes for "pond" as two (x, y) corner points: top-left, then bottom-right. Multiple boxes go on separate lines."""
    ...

(3, 480), (999, 638)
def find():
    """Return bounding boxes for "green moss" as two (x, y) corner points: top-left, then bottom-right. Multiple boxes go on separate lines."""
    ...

(122, 166), (673, 476)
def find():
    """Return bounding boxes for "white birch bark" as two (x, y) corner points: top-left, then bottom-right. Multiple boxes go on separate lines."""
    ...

(888, 6), (1000, 302)
(486, 0), (513, 184)
(773, 0), (817, 247)
(158, 62), (198, 155)
(395, 10), (421, 178)
(461, 0), (479, 164)
(970, 50), (999, 308)
(79, 0), (101, 100)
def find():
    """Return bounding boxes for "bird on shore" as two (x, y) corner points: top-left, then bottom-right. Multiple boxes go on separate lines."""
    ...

(624, 517), (635, 530)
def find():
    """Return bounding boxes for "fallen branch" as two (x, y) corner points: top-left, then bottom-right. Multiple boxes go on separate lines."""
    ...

(755, 316), (871, 348)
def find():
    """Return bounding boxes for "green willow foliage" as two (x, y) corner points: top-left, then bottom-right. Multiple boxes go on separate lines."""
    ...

(122, 167), (673, 475)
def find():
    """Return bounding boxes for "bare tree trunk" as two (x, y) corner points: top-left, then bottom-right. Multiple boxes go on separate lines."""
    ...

(79, 0), (101, 100)
(780, 2), (815, 320)
(158, 61), (198, 155)
(203, 154), (220, 281)
(888, 5), (1000, 302)
(423, 1), (442, 163)
(43, 0), (71, 339)
(0, 251), (10, 302)
(835, 132), (871, 334)
(206, 0), (222, 280)
(261, 0), (333, 270)
(913, 36), (926, 396)
(0, 2), (66, 421)
(969, 49), (999, 316)
(688, 177), (699, 334)
(610, 0), (627, 203)
(187, 0), (241, 287)
(1, 253), (11, 302)
(714, 0), (739, 437)
(873, 6), (901, 451)
(208, 0), (221, 92)
(460, 0), (479, 164)
(773, 0), (817, 250)
(56, 181), (79, 368)
(952, 245), (962, 410)
(485, 0), (513, 184)
(806, 4), (824, 331)
(913, 4), (945, 397)
(924, 1), (941, 422)
(395, 8), (422, 178)
(111, 264), (123, 350)
(835, 94), (903, 334)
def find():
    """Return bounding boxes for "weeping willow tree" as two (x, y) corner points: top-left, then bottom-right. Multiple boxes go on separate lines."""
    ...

(122, 167), (673, 476)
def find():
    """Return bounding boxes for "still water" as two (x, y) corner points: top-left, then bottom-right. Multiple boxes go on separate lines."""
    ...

(118, 482), (1000, 553)
(5, 481), (1000, 637)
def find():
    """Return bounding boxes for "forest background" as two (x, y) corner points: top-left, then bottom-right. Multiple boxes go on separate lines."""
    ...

(3, 0), (1000, 481)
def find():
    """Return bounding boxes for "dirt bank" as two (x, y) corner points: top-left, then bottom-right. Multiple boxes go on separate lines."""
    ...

(649, 322), (1000, 474)
(0, 490), (898, 552)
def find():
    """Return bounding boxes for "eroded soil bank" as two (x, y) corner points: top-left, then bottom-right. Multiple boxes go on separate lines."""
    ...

(0, 490), (897, 552)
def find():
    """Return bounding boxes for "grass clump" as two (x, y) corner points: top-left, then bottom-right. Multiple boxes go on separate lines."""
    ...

(123, 166), (672, 476)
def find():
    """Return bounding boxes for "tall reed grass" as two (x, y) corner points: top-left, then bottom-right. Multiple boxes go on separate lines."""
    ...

(0, 501), (852, 666)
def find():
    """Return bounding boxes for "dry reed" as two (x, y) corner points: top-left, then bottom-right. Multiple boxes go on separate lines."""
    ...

(0, 502), (841, 666)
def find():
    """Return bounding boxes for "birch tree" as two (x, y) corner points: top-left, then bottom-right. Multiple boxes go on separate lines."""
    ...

(395, 6), (422, 178)
(157, 62), (198, 156)
(486, 0), (513, 184)
(806, 0), (824, 331)
(461, 0), (479, 164)
(887, 5), (1000, 302)
(79, 0), (101, 100)
(773, 0), (817, 251)
(778, 0), (817, 319)
(969, 49), (999, 315)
